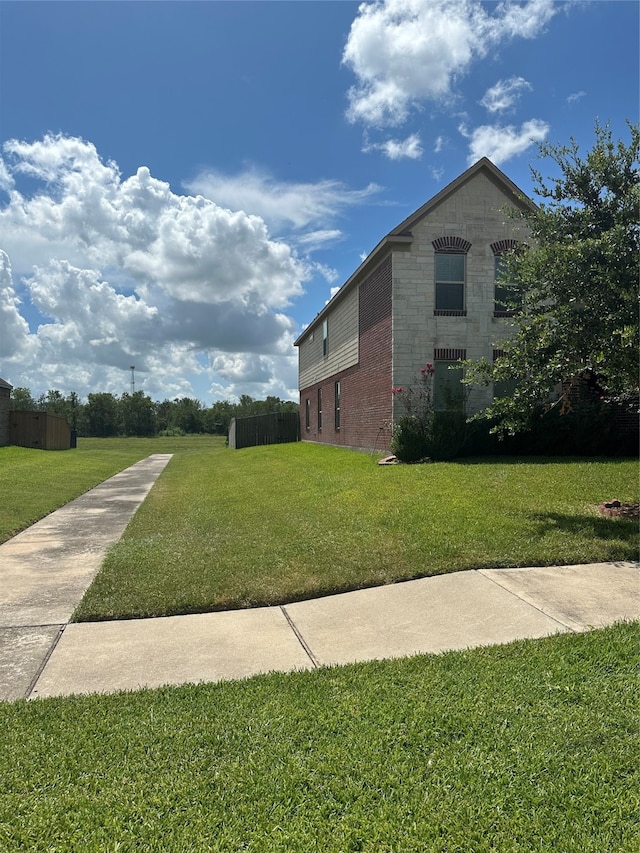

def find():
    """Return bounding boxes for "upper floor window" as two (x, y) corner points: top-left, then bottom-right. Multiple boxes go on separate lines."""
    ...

(322, 319), (328, 357)
(433, 237), (471, 316)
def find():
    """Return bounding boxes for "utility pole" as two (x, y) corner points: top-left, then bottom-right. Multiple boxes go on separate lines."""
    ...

(130, 365), (135, 394)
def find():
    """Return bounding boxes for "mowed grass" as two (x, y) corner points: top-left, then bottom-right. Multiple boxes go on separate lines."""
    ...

(1, 623), (638, 852)
(74, 441), (639, 620)
(0, 435), (220, 544)
(2, 443), (637, 850)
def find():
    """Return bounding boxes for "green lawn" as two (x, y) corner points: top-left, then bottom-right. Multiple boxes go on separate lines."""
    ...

(72, 441), (638, 620)
(2, 440), (637, 850)
(0, 435), (220, 543)
(1, 623), (637, 852)
(1, 438), (637, 621)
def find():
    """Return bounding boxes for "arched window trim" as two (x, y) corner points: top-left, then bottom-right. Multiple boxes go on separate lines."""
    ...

(490, 239), (525, 256)
(432, 236), (472, 255)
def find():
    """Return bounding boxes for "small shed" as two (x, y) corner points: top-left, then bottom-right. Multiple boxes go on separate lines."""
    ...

(10, 410), (72, 450)
(0, 378), (12, 447)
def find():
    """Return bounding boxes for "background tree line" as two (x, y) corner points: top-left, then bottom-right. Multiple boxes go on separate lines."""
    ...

(9, 388), (298, 438)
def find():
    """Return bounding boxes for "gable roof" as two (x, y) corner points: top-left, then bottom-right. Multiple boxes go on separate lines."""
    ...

(0, 377), (13, 391)
(294, 158), (533, 347)
(387, 156), (534, 238)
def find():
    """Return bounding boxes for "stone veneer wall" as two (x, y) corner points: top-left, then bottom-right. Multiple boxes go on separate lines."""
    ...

(391, 169), (530, 415)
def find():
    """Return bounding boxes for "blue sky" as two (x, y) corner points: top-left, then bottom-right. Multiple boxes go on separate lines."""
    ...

(0, 0), (637, 405)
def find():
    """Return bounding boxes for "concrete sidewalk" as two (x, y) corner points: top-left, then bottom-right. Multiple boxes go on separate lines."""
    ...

(1, 455), (638, 701)
(28, 562), (640, 700)
(0, 454), (173, 701)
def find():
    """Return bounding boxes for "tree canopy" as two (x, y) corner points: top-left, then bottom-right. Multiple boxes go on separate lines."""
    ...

(465, 121), (639, 434)
(9, 388), (298, 438)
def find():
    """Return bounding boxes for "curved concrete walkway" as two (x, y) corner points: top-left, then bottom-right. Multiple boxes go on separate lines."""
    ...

(1, 455), (638, 701)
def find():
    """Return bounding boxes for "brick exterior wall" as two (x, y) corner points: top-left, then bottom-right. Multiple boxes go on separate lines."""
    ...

(297, 162), (534, 452)
(300, 256), (393, 451)
(297, 162), (636, 458)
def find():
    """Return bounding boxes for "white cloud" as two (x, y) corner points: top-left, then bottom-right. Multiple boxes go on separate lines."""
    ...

(434, 135), (446, 153)
(4, 134), (120, 187)
(309, 261), (340, 284)
(567, 90), (586, 104)
(207, 351), (299, 403)
(25, 259), (158, 363)
(0, 159), (14, 192)
(343, 0), (556, 127)
(211, 353), (274, 384)
(462, 118), (550, 165)
(185, 167), (380, 233)
(496, 0), (557, 39)
(294, 229), (343, 252)
(363, 132), (423, 160)
(0, 250), (36, 361)
(480, 76), (532, 113)
(1, 139), (306, 309)
(0, 133), (319, 401)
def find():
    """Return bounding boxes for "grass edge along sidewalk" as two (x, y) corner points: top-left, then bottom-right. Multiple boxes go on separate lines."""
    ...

(73, 441), (638, 621)
(1, 622), (638, 851)
(0, 435), (217, 543)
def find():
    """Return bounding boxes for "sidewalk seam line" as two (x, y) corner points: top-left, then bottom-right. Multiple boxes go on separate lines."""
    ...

(476, 569), (577, 633)
(279, 606), (320, 669)
(25, 624), (66, 700)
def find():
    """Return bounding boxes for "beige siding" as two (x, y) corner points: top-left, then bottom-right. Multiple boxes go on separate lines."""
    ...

(298, 286), (359, 389)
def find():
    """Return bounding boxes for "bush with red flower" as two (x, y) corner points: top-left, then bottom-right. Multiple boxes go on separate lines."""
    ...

(390, 361), (465, 462)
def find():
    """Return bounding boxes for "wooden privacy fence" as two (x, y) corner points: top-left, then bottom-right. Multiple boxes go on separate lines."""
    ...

(228, 412), (300, 450)
(10, 411), (72, 450)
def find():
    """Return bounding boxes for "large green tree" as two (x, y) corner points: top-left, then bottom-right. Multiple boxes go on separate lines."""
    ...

(85, 392), (119, 437)
(466, 121), (639, 433)
(119, 391), (156, 437)
(9, 387), (37, 411)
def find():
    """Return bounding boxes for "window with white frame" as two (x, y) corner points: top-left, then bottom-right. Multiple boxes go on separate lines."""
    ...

(432, 237), (471, 315)
(435, 254), (465, 312)
(334, 381), (341, 430)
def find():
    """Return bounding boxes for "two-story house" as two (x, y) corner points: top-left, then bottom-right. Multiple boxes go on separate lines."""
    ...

(294, 157), (533, 452)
